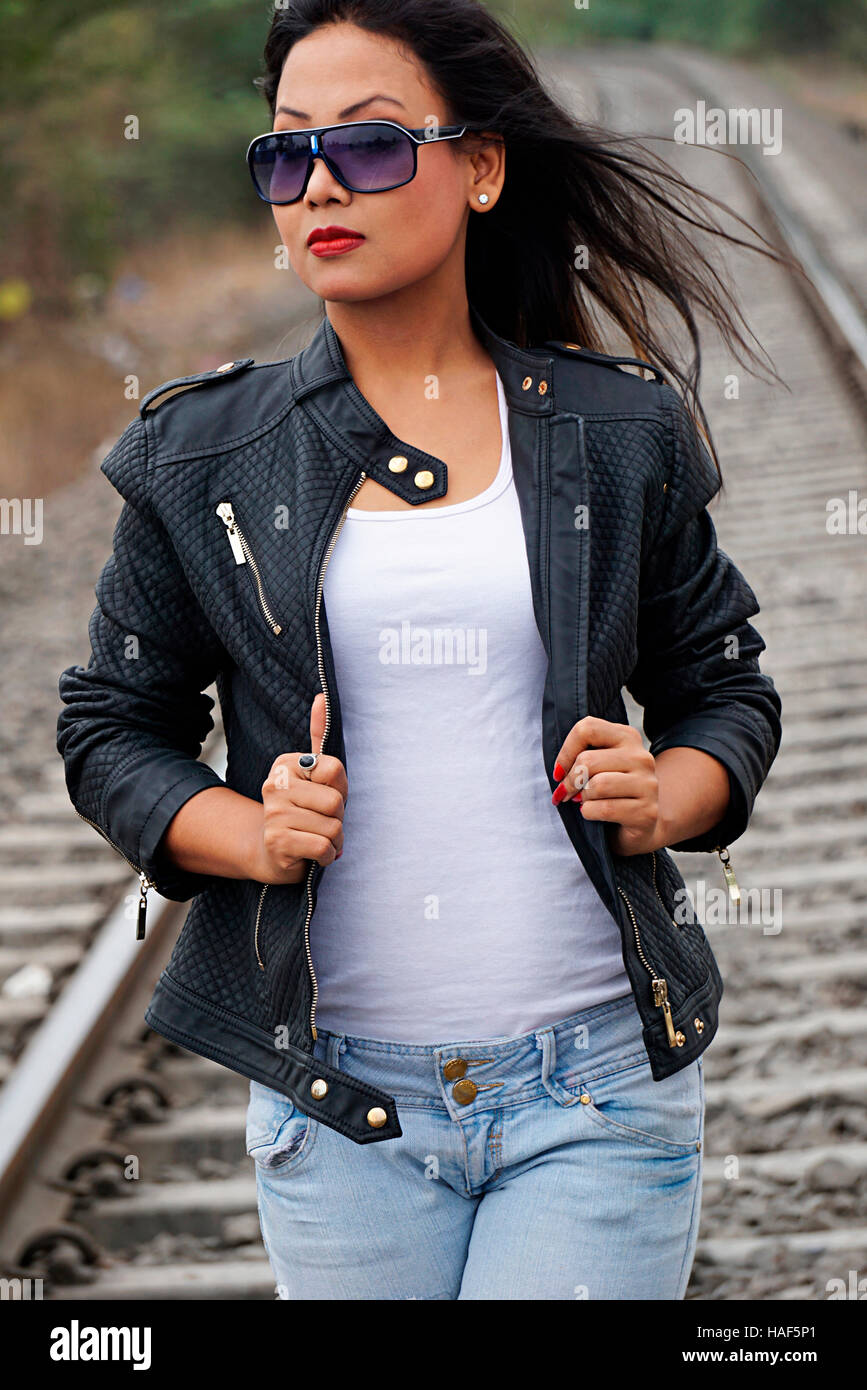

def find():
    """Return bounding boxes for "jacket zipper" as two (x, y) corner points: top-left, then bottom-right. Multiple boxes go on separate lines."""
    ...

(651, 849), (678, 928)
(615, 882), (685, 1048)
(251, 475), (368, 1015)
(253, 882), (268, 971)
(301, 470), (368, 1040)
(618, 845), (738, 1043)
(225, 477), (367, 1001)
(73, 808), (155, 940)
(215, 502), (283, 636)
(715, 844), (740, 902)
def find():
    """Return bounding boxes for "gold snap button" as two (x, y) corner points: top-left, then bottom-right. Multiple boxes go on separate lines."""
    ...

(675, 1031), (686, 1047)
(452, 1078), (477, 1106)
(538, 380), (548, 395)
(310, 1078), (328, 1099)
(694, 1017), (704, 1034)
(367, 1106), (387, 1128)
(579, 1093), (591, 1104)
(521, 376), (533, 391)
(414, 469), (434, 489)
(388, 455), (408, 473)
(443, 1058), (467, 1081)
(216, 361), (235, 373)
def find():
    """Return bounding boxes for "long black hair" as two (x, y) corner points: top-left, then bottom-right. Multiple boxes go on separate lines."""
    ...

(254, 0), (799, 473)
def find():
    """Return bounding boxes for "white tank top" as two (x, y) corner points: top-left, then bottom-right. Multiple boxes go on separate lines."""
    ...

(310, 372), (631, 1043)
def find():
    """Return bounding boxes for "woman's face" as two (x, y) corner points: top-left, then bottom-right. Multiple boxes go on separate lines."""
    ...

(267, 22), (502, 303)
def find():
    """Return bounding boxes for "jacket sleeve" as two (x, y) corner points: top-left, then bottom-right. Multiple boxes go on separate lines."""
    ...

(57, 415), (227, 900)
(624, 384), (782, 852)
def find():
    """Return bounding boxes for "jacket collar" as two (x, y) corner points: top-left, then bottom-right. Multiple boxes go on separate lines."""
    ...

(289, 304), (556, 417)
(286, 304), (555, 506)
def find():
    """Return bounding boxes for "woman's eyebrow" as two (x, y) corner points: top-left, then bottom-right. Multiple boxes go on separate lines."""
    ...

(275, 94), (407, 121)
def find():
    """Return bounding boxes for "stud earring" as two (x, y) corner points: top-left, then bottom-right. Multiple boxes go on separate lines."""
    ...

(477, 193), (490, 205)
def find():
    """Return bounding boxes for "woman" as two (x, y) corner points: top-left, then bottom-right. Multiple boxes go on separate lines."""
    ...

(58, 0), (783, 1299)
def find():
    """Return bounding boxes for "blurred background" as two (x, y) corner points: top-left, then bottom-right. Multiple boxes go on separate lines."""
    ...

(2, 0), (865, 498)
(0, 0), (866, 1302)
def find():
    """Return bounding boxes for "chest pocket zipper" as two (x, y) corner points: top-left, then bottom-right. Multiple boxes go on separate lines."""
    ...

(216, 502), (283, 636)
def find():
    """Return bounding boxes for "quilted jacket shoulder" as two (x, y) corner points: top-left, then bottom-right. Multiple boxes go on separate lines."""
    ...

(137, 356), (297, 467)
(542, 340), (722, 549)
(544, 339), (668, 416)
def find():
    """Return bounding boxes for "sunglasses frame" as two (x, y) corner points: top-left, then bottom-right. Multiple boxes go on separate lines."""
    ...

(246, 118), (468, 205)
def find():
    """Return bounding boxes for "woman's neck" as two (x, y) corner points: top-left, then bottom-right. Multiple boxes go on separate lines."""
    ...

(324, 268), (493, 399)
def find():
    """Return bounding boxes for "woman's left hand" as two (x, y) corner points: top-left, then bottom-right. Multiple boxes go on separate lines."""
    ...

(551, 716), (663, 856)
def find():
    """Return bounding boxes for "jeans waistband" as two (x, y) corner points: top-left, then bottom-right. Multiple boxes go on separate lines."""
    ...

(312, 991), (646, 1113)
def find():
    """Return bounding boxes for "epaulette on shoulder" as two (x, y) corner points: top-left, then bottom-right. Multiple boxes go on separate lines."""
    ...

(545, 340), (668, 386)
(138, 357), (255, 418)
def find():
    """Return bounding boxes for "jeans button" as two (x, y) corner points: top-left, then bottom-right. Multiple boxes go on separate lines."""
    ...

(453, 1078), (478, 1105)
(443, 1058), (467, 1080)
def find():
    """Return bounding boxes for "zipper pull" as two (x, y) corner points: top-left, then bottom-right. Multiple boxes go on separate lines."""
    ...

(216, 502), (246, 565)
(716, 845), (740, 904)
(136, 874), (153, 941)
(652, 977), (685, 1048)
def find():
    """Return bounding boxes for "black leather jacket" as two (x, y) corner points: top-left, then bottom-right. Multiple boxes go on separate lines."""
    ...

(57, 306), (781, 1146)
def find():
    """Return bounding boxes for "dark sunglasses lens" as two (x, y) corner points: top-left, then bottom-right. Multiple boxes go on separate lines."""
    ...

(322, 123), (414, 191)
(250, 134), (310, 203)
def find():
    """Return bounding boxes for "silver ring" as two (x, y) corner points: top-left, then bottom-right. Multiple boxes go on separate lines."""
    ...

(298, 753), (319, 780)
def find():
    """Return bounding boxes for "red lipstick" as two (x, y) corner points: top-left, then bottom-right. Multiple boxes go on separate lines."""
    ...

(307, 225), (366, 257)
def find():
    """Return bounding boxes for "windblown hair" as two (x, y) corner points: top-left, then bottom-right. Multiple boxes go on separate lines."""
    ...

(254, 0), (799, 474)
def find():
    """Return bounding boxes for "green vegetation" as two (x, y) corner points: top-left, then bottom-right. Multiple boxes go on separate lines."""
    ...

(510, 0), (867, 59)
(0, 0), (272, 310)
(1, 0), (864, 310)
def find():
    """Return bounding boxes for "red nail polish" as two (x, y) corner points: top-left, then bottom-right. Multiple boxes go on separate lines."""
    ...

(553, 762), (565, 781)
(573, 791), (583, 803)
(552, 784), (568, 806)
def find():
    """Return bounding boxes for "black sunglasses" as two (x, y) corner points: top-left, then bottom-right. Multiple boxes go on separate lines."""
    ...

(246, 119), (467, 205)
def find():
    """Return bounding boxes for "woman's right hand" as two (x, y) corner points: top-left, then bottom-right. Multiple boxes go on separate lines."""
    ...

(249, 692), (348, 885)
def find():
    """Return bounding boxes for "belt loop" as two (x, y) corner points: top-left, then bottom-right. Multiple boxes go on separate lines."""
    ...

(325, 1031), (345, 1071)
(537, 1025), (556, 1081)
(537, 1024), (578, 1107)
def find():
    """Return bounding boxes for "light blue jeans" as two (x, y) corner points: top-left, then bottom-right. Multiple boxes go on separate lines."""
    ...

(248, 990), (705, 1300)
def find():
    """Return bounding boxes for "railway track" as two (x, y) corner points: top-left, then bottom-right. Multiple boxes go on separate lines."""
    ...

(1, 48), (865, 1301)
